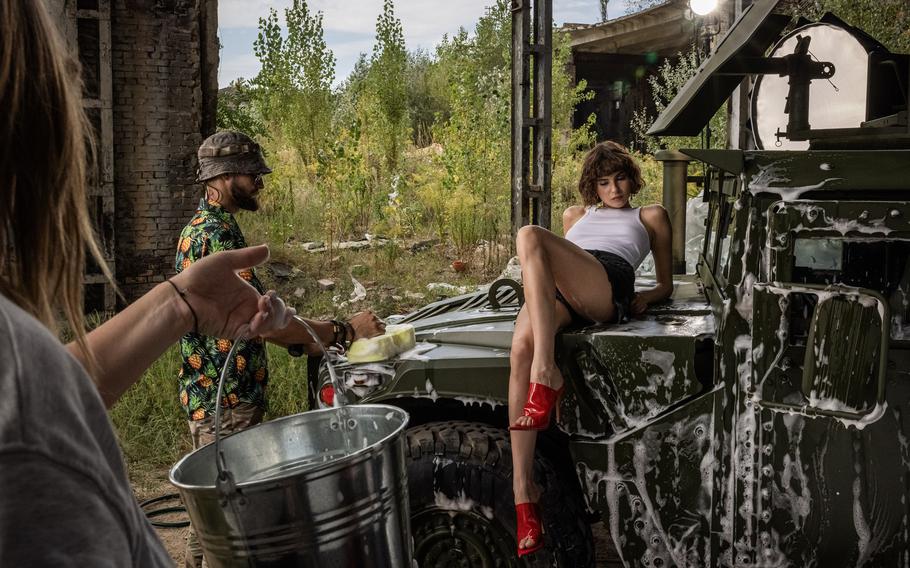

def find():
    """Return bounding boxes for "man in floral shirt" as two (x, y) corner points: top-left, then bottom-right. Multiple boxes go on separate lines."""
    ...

(176, 131), (384, 567)
(176, 191), (270, 421)
(176, 131), (272, 432)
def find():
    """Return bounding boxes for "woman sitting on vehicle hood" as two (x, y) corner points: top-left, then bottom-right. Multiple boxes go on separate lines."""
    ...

(508, 140), (673, 557)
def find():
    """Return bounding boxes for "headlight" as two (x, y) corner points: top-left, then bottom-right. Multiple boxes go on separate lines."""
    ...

(318, 361), (396, 407)
(344, 363), (396, 398)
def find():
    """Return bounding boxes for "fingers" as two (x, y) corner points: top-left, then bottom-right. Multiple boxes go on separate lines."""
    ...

(247, 310), (270, 337)
(267, 292), (295, 329)
(222, 244), (271, 271)
(249, 290), (296, 336)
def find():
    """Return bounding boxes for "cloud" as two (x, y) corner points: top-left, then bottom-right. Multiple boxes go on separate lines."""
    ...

(219, 0), (292, 29)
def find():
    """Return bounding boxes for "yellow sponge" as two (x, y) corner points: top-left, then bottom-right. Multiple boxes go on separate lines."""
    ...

(386, 324), (416, 351)
(347, 323), (416, 363)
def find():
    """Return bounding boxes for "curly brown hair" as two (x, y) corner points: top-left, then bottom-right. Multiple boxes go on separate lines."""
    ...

(577, 141), (644, 206)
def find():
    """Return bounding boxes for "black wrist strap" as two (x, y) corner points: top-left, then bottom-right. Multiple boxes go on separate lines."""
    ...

(343, 321), (355, 346)
(166, 279), (198, 334)
(329, 319), (344, 347)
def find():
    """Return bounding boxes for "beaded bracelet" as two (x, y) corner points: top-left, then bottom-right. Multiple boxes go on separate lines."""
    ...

(332, 319), (356, 350)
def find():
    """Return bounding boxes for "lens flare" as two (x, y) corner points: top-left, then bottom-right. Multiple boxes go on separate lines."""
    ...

(690, 0), (718, 16)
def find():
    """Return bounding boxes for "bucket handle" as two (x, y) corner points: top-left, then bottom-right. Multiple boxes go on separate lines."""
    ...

(212, 324), (249, 482)
(211, 315), (348, 482)
(209, 324), (254, 561)
(289, 315), (347, 406)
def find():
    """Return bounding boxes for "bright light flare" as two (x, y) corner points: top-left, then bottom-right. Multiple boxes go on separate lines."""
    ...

(690, 0), (719, 16)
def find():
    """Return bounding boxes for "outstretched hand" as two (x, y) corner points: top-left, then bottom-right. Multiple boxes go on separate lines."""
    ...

(170, 245), (295, 339)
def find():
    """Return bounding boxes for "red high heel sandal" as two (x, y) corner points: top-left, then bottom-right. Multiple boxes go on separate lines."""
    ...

(510, 382), (564, 431)
(515, 502), (544, 557)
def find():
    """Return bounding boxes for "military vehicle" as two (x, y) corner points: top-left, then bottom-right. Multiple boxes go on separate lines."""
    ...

(307, 0), (910, 565)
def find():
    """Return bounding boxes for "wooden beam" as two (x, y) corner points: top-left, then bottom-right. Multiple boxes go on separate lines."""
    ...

(578, 21), (692, 54)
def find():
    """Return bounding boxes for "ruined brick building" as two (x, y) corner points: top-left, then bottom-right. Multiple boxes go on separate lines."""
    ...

(45, 0), (219, 310)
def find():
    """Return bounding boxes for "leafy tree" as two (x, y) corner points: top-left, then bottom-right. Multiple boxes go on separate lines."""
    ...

(367, 0), (409, 170)
(434, 0), (595, 249)
(216, 78), (267, 139)
(228, 0), (601, 247)
(551, 28), (596, 218)
(333, 53), (370, 132)
(433, 2), (512, 251)
(406, 50), (450, 147)
(790, 0), (909, 53)
(630, 47), (727, 153)
(252, 0), (335, 172)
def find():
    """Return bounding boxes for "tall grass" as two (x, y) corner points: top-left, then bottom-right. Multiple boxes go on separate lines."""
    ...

(110, 346), (189, 470)
(109, 343), (314, 471)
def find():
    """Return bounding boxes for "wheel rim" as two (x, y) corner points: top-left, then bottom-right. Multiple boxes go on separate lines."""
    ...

(412, 507), (517, 567)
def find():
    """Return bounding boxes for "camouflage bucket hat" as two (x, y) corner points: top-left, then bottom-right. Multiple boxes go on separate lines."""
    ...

(196, 130), (272, 182)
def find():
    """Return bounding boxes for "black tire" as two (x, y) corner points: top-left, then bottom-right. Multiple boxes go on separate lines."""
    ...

(406, 421), (594, 567)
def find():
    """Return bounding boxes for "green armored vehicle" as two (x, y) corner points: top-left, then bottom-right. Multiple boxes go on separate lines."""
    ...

(309, 0), (910, 565)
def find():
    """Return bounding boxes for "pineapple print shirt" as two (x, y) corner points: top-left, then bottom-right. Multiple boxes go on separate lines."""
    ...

(175, 198), (269, 421)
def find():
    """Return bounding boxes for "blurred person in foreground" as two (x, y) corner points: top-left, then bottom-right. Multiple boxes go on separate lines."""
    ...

(0, 1), (295, 565)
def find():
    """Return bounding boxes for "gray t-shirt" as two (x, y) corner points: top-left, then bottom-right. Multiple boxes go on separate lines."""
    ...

(0, 294), (172, 566)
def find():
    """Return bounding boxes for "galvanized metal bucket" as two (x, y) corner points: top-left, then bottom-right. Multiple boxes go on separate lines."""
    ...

(169, 404), (412, 567)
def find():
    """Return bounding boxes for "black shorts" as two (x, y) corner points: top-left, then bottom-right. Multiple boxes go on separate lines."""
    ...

(555, 249), (635, 327)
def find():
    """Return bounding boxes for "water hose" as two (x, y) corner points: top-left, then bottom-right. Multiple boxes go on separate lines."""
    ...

(139, 493), (190, 528)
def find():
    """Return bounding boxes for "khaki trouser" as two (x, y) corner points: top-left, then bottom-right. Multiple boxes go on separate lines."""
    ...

(184, 403), (265, 568)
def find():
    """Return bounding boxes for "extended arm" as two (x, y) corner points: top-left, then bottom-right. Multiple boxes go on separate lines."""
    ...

(67, 245), (293, 408)
(632, 205), (674, 313)
(261, 311), (385, 355)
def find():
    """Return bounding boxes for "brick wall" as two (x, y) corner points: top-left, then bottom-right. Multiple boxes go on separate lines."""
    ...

(110, 0), (218, 302)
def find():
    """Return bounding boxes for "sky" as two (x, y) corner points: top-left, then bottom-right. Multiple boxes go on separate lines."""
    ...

(218, 0), (635, 88)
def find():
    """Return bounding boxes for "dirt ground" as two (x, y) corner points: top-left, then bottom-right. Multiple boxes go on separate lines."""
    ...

(133, 468), (620, 567)
(133, 470), (188, 566)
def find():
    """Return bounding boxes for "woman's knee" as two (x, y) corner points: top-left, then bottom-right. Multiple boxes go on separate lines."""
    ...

(516, 225), (549, 256)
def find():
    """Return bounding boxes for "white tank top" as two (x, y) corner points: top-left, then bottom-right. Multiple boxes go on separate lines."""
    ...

(564, 206), (651, 269)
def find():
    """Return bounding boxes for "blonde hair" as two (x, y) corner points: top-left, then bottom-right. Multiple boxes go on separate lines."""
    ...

(0, 1), (112, 363)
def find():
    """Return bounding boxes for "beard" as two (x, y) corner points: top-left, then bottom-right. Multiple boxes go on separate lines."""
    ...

(231, 184), (260, 212)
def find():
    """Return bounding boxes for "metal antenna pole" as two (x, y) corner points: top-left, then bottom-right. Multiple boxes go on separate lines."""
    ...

(511, 0), (552, 239)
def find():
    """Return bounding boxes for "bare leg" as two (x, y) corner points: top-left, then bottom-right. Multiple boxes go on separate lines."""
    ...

(509, 303), (571, 550)
(509, 308), (541, 550)
(513, 226), (616, 428)
(509, 226), (617, 549)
